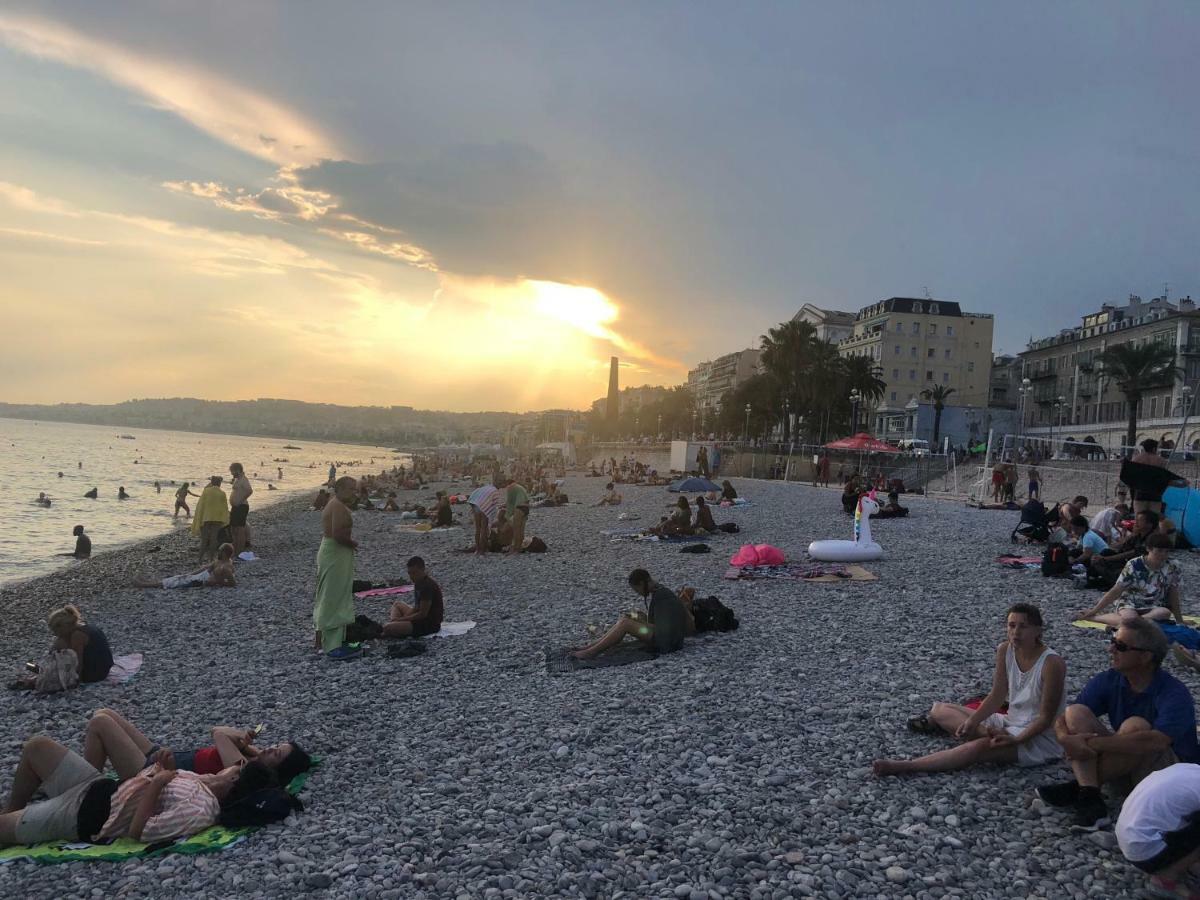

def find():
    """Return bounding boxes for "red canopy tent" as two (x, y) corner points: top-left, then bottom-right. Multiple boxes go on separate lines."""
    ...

(823, 432), (901, 453)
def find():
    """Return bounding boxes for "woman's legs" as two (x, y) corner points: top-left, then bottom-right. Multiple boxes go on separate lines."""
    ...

(572, 617), (652, 659)
(873, 737), (1019, 776)
(927, 702), (979, 736)
(83, 711), (152, 778)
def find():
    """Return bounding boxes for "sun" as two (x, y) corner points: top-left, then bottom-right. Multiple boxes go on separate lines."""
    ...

(528, 279), (619, 340)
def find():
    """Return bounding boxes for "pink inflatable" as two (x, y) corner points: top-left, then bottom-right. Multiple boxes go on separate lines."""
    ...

(729, 544), (786, 567)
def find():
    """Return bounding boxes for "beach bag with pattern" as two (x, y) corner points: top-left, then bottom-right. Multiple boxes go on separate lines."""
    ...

(35, 649), (80, 694)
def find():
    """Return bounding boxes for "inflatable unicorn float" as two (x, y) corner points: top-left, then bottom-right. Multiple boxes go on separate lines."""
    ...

(808, 492), (884, 562)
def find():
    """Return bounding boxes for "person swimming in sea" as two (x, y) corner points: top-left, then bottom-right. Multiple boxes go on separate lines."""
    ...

(35, 492), (52, 507)
(118, 486), (130, 500)
(84, 487), (98, 499)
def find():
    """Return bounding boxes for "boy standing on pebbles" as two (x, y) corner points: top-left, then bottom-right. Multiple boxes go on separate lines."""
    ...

(314, 476), (360, 660)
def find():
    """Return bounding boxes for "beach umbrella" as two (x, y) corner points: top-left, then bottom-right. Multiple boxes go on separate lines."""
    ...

(669, 476), (721, 493)
(822, 433), (900, 453)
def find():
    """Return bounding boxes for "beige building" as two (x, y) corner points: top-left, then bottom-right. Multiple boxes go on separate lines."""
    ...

(1019, 294), (1200, 453)
(838, 298), (995, 434)
(686, 348), (761, 412)
(792, 303), (856, 344)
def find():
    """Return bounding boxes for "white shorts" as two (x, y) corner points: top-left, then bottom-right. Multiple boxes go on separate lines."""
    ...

(982, 713), (1064, 767)
(162, 573), (210, 589)
(15, 749), (103, 844)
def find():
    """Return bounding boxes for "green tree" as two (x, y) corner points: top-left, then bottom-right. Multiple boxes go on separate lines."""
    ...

(759, 319), (819, 441)
(919, 384), (956, 449)
(1097, 340), (1182, 455)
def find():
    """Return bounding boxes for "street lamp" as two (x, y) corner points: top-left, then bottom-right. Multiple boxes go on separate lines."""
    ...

(1018, 377), (1032, 443)
(657, 413), (662, 441)
(691, 409), (697, 441)
(783, 397), (790, 443)
(744, 403), (752, 445)
(1052, 395), (1066, 457)
(849, 388), (862, 433)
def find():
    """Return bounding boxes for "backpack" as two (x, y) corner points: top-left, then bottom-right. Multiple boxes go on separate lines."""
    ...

(692, 596), (739, 632)
(1041, 543), (1071, 577)
(525, 537), (548, 553)
(218, 788), (302, 828)
(35, 649), (80, 694)
(717, 522), (740, 534)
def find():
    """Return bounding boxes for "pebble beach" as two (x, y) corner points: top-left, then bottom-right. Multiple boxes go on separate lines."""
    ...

(2, 474), (1194, 899)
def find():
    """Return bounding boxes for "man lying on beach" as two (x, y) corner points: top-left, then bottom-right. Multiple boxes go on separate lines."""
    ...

(381, 556), (444, 638)
(83, 708), (311, 784)
(571, 569), (693, 660)
(133, 543), (237, 589)
(1036, 618), (1199, 831)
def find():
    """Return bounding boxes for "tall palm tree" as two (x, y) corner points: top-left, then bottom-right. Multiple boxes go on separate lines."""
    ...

(760, 320), (818, 441)
(1097, 341), (1182, 455)
(920, 384), (956, 450)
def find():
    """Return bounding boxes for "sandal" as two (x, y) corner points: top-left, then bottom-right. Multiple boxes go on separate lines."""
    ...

(906, 715), (944, 735)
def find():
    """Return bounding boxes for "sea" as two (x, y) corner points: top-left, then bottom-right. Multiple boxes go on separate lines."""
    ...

(0, 417), (408, 585)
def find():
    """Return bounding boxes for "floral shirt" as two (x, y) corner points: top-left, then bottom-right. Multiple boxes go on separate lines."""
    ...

(1116, 557), (1182, 609)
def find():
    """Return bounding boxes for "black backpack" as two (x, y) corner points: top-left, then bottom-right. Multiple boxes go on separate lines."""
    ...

(692, 595), (739, 632)
(1041, 543), (1071, 577)
(717, 522), (740, 534)
(218, 788), (302, 828)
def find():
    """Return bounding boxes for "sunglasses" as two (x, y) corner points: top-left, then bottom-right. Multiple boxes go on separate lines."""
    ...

(1108, 636), (1151, 654)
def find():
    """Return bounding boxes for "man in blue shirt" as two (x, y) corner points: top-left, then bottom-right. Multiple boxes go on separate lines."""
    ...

(1036, 617), (1198, 831)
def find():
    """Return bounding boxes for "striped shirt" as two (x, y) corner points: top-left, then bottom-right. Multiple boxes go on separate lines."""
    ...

(467, 484), (503, 525)
(99, 767), (221, 843)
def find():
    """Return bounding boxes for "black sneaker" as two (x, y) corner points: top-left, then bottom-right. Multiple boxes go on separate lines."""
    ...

(1035, 780), (1080, 807)
(1071, 791), (1111, 831)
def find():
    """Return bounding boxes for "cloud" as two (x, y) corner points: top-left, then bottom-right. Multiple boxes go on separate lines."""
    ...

(0, 180), (82, 216)
(0, 14), (341, 166)
(0, 226), (105, 245)
(162, 177), (335, 222)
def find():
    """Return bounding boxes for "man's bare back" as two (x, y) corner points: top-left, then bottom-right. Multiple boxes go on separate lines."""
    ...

(323, 497), (356, 548)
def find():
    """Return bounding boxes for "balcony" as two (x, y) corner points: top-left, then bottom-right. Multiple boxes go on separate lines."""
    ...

(1029, 369), (1058, 381)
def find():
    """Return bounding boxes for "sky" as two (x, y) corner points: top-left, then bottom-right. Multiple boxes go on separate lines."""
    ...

(0, 1), (1197, 412)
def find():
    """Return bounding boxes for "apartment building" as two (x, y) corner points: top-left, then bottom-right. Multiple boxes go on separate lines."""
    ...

(792, 303), (856, 344)
(1018, 294), (1200, 452)
(686, 348), (761, 412)
(837, 298), (994, 434)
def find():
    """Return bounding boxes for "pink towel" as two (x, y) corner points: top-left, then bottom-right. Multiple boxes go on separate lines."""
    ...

(354, 585), (415, 599)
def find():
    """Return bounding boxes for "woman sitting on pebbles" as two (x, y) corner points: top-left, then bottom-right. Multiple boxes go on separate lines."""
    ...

(133, 543), (237, 590)
(874, 603), (1065, 776)
(1074, 533), (1183, 628)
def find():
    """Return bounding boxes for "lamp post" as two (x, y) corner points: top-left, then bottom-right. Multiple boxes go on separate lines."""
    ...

(691, 409), (697, 441)
(1018, 377), (1032, 444)
(849, 388), (861, 434)
(1052, 395), (1065, 457)
(744, 404), (752, 445)
(783, 397), (790, 443)
(657, 413), (662, 441)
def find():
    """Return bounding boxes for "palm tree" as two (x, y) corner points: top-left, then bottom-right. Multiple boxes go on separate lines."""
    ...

(920, 384), (956, 450)
(1096, 341), (1182, 455)
(759, 319), (818, 441)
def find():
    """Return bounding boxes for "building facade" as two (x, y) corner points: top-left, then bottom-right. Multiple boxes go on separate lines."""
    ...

(686, 348), (761, 412)
(989, 354), (1022, 409)
(1018, 294), (1200, 453)
(590, 385), (671, 416)
(835, 297), (995, 435)
(792, 303), (856, 344)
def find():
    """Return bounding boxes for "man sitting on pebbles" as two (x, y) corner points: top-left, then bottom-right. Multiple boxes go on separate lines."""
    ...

(381, 557), (444, 638)
(1116, 763), (1200, 899)
(133, 543), (237, 589)
(1036, 618), (1200, 831)
(571, 569), (693, 660)
(83, 708), (311, 785)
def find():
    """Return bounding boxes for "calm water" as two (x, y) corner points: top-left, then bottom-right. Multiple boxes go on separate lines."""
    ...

(0, 417), (407, 585)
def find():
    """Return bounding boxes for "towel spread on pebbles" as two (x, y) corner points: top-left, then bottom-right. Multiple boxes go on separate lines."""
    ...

(394, 524), (462, 534)
(722, 563), (877, 582)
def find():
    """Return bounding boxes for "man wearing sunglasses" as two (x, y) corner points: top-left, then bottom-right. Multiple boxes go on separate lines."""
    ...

(1036, 618), (1199, 831)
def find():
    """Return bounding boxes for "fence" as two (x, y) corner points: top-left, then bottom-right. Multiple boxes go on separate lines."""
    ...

(711, 442), (952, 493)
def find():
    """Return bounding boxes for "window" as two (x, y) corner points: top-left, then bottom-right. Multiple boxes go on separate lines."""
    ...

(894, 344), (901, 355)
(974, 341), (980, 349)
(913, 302), (923, 313)
(927, 348), (935, 358)
(967, 361), (975, 372)
(943, 349), (951, 359)
(930, 303), (939, 314)
(895, 321), (903, 332)
(1151, 397), (1158, 417)
(942, 372), (949, 383)
(910, 346), (917, 357)
(890, 392), (897, 402)
(892, 368), (899, 379)
(911, 322), (920, 334)
(947, 325), (954, 336)
(926, 370), (933, 381)
(929, 324), (937, 335)
(909, 370), (916, 380)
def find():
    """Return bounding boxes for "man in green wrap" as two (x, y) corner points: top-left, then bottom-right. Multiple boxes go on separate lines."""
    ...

(315, 476), (361, 660)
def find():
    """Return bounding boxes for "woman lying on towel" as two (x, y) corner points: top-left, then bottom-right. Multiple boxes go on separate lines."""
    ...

(0, 731), (290, 847)
(873, 603), (1065, 776)
(133, 543), (236, 589)
(571, 570), (695, 660)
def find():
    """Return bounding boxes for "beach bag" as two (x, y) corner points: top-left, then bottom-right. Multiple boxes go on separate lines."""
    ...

(218, 788), (302, 828)
(718, 522), (740, 534)
(34, 649), (80, 694)
(1041, 543), (1071, 578)
(692, 596), (739, 632)
(525, 537), (548, 553)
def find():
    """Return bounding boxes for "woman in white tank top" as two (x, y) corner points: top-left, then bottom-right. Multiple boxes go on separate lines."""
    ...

(874, 603), (1067, 775)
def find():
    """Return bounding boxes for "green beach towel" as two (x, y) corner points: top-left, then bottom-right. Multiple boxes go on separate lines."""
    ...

(0, 765), (317, 865)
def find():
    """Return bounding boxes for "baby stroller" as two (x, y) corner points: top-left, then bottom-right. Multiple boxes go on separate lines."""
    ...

(1011, 498), (1050, 543)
